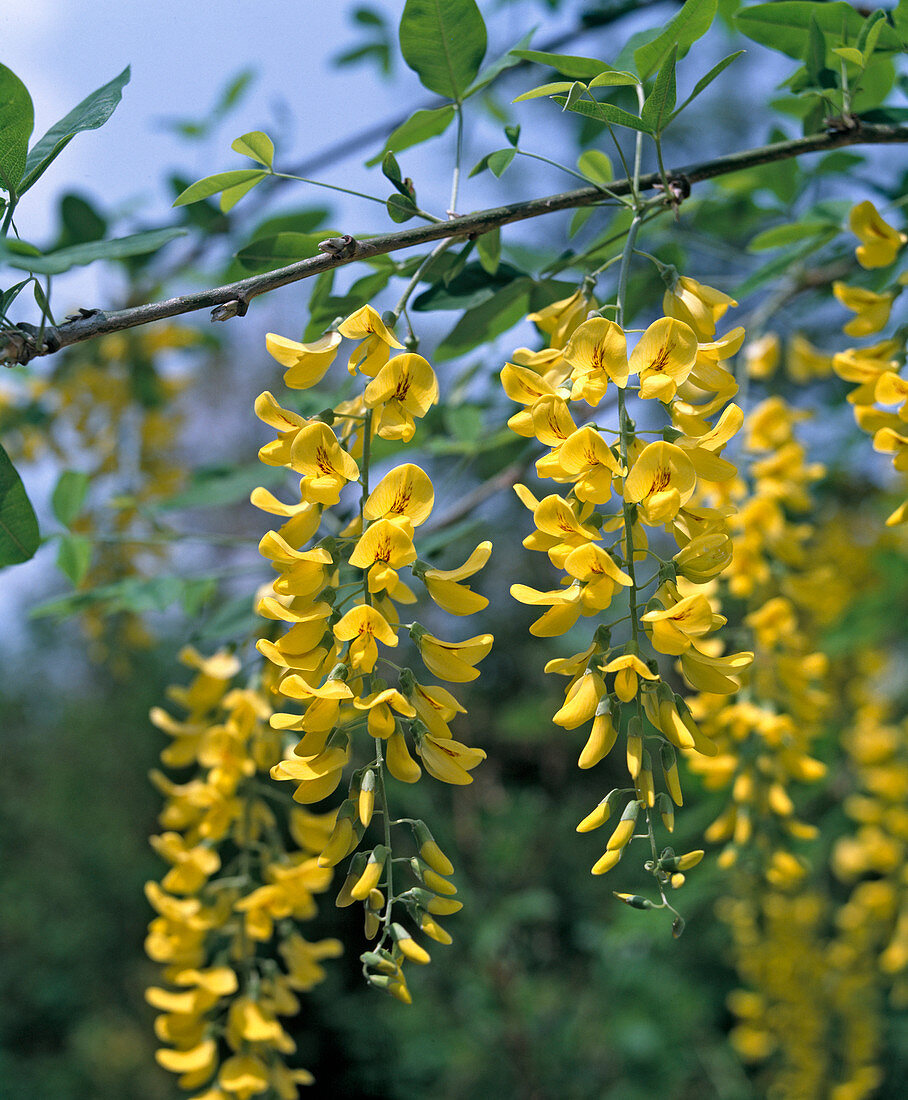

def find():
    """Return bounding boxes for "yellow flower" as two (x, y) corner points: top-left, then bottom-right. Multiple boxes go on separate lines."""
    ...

(250, 486), (321, 546)
(413, 627), (493, 682)
(419, 540), (492, 615)
(680, 643), (753, 694)
(348, 517), (417, 593)
(562, 317), (629, 404)
(552, 669), (606, 729)
(833, 282), (894, 337)
(527, 287), (595, 348)
(623, 441), (696, 525)
(337, 304), (404, 375)
(266, 330), (341, 389)
(509, 581), (582, 637)
(352, 687), (417, 738)
(520, 490), (601, 567)
(601, 653), (658, 702)
(218, 1053), (270, 1098)
(409, 681), (466, 740)
(288, 422), (360, 504)
(417, 733), (487, 784)
(786, 333), (833, 382)
(500, 363), (560, 436)
(254, 391), (308, 467)
(546, 426), (625, 504)
(642, 593), (722, 655)
(363, 352), (439, 441)
(258, 537), (333, 598)
(629, 317), (698, 401)
(744, 333), (780, 379)
(562, 543), (632, 612)
(333, 604), (398, 672)
(849, 201), (907, 268)
(364, 463), (434, 526)
(663, 276), (737, 339)
(673, 532), (733, 582)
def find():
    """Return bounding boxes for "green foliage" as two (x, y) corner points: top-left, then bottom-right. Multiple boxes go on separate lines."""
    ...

(0, 62), (34, 194)
(632, 0), (717, 79)
(399, 0), (488, 100)
(0, 227), (186, 276)
(0, 441), (39, 567)
(20, 67), (130, 194)
(51, 471), (90, 528)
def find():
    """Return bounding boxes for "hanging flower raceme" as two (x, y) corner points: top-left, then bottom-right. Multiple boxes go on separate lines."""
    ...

(146, 648), (342, 1097)
(251, 305), (492, 1003)
(501, 270), (751, 926)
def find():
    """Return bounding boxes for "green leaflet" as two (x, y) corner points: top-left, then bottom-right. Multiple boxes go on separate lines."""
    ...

(0, 442), (39, 568)
(399, 0), (487, 100)
(0, 62), (34, 193)
(20, 67), (129, 193)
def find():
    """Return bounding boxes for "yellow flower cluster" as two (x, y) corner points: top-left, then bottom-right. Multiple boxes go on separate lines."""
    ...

(720, 889), (882, 1099)
(832, 202), (908, 526)
(146, 647), (342, 1098)
(501, 278), (752, 908)
(253, 304), (491, 1001)
(687, 397), (830, 882)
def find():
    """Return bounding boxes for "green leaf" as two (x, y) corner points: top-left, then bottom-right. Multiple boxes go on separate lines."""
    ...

(552, 96), (653, 134)
(235, 231), (334, 274)
(159, 463), (284, 512)
(173, 169), (267, 206)
(588, 71), (640, 88)
(512, 81), (576, 103)
(0, 227), (186, 276)
(671, 50), (744, 120)
(220, 175), (267, 213)
(56, 534), (91, 586)
(215, 68), (256, 115)
(832, 47), (864, 66)
(399, 0), (487, 100)
(0, 62), (34, 193)
(412, 261), (524, 311)
(382, 151), (403, 186)
(569, 206), (595, 238)
(857, 11), (887, 60)
(231, 130), (274, 168)
(31, 575), (193, 620)
(365, 105), (455, 167)
(735, 3), (902, 61)
(476, 227), (500, 274)
(504, 124), (520, 147)
(436, 278), (530, 360)
(52, 470), (91, 527)
(20, 67), (128, 194)
(489, 148), (516, 177)
(248, 206), (331, 238)
(634, 0), (717, 80)
(386, 193), (419, 222)
(577, 150), (613, 184)
(509, 50), (610, 80)
(464, 29), (535, 97)
(0, 441), (39, 567)
(57, 193), (108, 247)
(734, 230), (836, 297)
(804, 16), (826, 86)
(641, 47), (677, 135)
(747, 220), (837, 252)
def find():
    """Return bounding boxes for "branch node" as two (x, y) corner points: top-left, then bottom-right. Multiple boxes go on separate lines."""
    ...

(0, 322), (60, 366)
(318, 234), (357, 259)
(211, 298), (248, 322)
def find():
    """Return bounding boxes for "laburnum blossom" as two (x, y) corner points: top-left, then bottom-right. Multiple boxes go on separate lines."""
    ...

(849, 200), (907, 269)
(411, 625), (493, 682)
(562, 316), (629, 404)
(623, 441), (697, 525)
(364, 352), (439, 442)
(337, 304), (404, 375)
(348, 517), (418, 594)
(415, 540), (492, 614)
(833, 282), (894, 337)
(416, 734), (487, 784)
(333, 603), (399, 673)
(602, 652), (659, 702)
(364, 462), (435, 526)
(542, 425), (625, 504)
(642, 591), (724, 655)
(289, 421), (360, 505)
(629, 317), (698, 401)
(265, 330), (341, 389)
(663, 276), (737, 339)
(527, 287), (596, 348)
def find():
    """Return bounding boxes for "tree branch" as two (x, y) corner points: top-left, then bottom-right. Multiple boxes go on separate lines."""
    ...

(3, 121), (906, 365)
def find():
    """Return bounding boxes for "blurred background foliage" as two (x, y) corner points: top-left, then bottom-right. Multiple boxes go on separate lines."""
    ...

(2, 0), (908, 1096)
